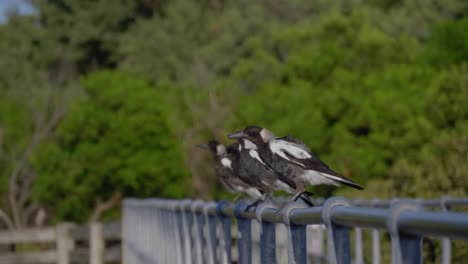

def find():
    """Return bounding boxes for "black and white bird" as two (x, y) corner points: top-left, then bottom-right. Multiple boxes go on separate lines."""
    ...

(235, 138), (315, 205)
(228, 126), (364, 201)
(237, 138), (294, 194)
(198, 140), (262, 200)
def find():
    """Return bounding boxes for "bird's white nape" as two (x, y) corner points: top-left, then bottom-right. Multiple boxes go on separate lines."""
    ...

(216, 144), (226, 156)
(260, 128), (274, 143)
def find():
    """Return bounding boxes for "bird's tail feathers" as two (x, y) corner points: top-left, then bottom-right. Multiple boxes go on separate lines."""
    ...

(321, 173), (364, 190)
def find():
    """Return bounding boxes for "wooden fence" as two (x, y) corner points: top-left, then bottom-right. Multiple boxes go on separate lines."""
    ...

(0, 221), (121, 264)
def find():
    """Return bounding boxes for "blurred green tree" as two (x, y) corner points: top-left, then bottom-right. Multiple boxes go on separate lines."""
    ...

(32, 71), (190, 222)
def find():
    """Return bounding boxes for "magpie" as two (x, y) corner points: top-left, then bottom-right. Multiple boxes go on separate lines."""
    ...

(235, 138), (315, 206)
(198, 140), (262, 200)
(223, 142), (272, 205)
(228, 126), (364, 201)
(237, 138), (293, 194)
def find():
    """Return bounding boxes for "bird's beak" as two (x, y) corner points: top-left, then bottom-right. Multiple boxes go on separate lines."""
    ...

(197, 143), (210, 150)
(228, 130), (245, 139)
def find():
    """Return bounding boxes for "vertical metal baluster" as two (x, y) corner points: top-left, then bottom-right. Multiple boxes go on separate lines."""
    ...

(307, 225), (325, 263)
(399, 233), (422, 264)
(281, 202), (308, 264)
(148, 201), (155, 263)
(205, 202), (218, 264)
(175, 203), (187, 264)
(261, 221), (276, 264)
(216, 201), (232, 264)
(182, 201), (196, 264)
(170, 201), (183, 264)
(234, 201), (252, 264)
(191, 200), (205, 264)
(354, 228), (364, 264)
(276, 224), (289, 263)
(290, 223), (307, 264)
(256, 203), (277, 264)
(372, 229), (380, 264)
(388, 202), (422, 264)
(440, 197), (451, 264)
(371, 199), (381, 264)
(122, 200), (130, 264)
(322, 197), (352, 264)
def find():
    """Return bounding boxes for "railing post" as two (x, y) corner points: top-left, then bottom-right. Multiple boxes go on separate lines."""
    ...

(174, 203), (187, 264)
(56, 223), (75, 264)
(90, 222), (104, 264)
(399, 233), (422, 264)
(306, 225), (325, 263)
(216, 201), (232, 264)
(281, 202), (307, 264)
(371, 229), (381, 264)
(354, 227), (364, 264)
(234, 201), (252, 264)
(169, 201), (184, 264)
(180, 200), (194, 264)
(440, 196), (451, 264)
(256, 203), (276, 264)
(192, 200), (206, 264)
(387, 201), (422, 264)
(371, 199), (381, 264)
(204, 202), (218, 264)
(321, 197), (351, 264)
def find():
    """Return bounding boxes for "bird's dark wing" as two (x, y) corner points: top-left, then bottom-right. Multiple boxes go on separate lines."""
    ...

(271, 137), (364, 190)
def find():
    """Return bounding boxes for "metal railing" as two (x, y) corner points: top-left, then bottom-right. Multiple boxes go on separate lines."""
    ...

(122, 197), (468, 264)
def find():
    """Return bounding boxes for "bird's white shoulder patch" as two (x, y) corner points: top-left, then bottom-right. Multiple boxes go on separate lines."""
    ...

(248, 149), (265, 165)
(270, 139), (312, 160)
(216, 144), (226, 156)
(243, 139), (257, 150)
(220, 157), (232, 169)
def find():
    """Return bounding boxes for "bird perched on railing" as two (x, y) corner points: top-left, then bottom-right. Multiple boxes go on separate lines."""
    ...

(198, 140), (262, 201)
(228, 125), (364, 202)
(235, 138), (314, 206)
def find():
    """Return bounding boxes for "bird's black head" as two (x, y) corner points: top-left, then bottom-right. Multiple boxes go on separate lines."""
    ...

(197, 140), (226, 156)
(227, 125), (274, 144)
(226, 143), (240, 155)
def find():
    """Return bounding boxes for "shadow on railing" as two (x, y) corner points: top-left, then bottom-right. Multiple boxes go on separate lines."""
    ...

(122, 197), (468, 264)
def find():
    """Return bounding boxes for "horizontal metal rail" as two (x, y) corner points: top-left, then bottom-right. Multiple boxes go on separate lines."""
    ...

(122, 197), (468, 264)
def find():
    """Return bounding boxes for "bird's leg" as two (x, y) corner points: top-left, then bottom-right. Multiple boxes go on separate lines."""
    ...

(246, 199), (261, 210)
(262, 192), (273, 202)
(246, 192), (272, 210)
(289, 184), (306, 202)
(299, 193), (314, 207)
(262, 192), (282, 207)
(289, 192), (303, 202)
(232, 193), (243, 203)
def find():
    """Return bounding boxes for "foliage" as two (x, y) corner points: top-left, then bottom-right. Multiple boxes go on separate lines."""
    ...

(32, 71), (190, 222)
(0, 0), (467, 232)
